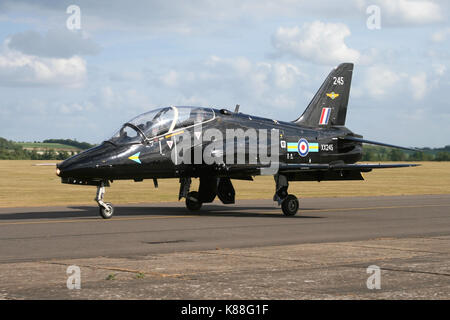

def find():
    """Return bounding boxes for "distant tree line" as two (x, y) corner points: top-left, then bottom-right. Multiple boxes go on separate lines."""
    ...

(42, 139), (94, 150)
(1, 136), (449, 161)
(0, 137), (90, 160)
(361, 145), (450, 161)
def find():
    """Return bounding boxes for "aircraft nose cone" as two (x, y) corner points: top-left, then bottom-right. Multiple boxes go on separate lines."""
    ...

(56, 142), (116, 179)
(56, 154), (91, 178)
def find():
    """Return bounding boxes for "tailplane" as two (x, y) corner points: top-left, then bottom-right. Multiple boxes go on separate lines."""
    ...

(294, 63), (353, 127)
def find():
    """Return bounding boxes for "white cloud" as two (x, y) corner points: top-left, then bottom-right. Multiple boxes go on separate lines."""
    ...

(0, 0), (363, 34)
(358, 0), (444, 25)
(99, 86), (116, 107)
(148, 55), (307, 117)
(7, 29), (100, 58)
(109, 71), (143, 82)
(271, 21), (360, 65)
(431, 27), (450, 42)
(59, 102), (94, 114)
(382, 0), (442, 24)
(359, 66), (433, 105)
(2, 0), (446, 38)
(432, 63), (446, 76)
(363, 65), (404, 98)
(272, 63), (302, 89)
(0, 29), (96, 87)
(92, 86), (151, 113)
(160, 70), (179, 87)
(0, 44), (86, 87)
(184, 56), (304, 92)
(174, 94), (210, 107)
(409, 72), (428, 100)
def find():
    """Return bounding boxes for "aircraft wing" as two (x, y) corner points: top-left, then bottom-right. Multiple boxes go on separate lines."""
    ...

(222, 163), (419, 177)
(338, 136), (417, 151)
(278, 162), (419, 173)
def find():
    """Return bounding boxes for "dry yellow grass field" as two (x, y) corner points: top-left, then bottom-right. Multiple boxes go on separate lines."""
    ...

(0, 160), (449, 207)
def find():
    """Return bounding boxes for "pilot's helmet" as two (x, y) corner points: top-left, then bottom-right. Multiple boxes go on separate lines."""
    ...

(191, 109), (204, 123)
(151, 123), (160, 136)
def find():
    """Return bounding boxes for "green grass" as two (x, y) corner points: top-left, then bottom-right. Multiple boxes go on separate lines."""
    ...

(105, 273), (117, 281)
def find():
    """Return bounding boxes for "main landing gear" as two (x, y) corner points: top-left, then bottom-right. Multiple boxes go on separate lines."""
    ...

(186, 191), (202, 211)
(274, 174), (299, 216)
(96, 181), (114, 219)
(94, 175), (298, 218)
(179, 176), (236, 212)
(179, 177), (203, 211)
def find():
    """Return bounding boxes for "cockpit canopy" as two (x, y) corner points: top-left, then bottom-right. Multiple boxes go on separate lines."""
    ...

(109, 106), (215, 145)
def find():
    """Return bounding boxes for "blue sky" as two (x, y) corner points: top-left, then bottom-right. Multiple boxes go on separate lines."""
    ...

(0, 0), (449, 147)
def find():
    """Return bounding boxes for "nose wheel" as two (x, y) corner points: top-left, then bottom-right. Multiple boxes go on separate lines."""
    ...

(99, 202), (114, 219)
(96, 182), (114, 219)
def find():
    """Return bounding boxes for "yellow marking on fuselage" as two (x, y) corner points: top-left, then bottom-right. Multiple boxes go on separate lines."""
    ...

(165, 130), (184, 139)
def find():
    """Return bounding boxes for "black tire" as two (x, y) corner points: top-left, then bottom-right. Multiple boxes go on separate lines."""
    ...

(281, 195), (299, 216)
(99, 202), (114, 219)
(186, 191), (202, 211)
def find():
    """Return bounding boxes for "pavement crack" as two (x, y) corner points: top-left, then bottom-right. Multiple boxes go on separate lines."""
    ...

(379, 267), (450, 278)
(339, 243), (448, 255)
(39, 261), (183, 278)
(197, 250), (311, 264)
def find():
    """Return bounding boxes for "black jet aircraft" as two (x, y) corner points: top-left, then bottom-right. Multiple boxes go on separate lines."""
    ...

(56, 63), (417, 219)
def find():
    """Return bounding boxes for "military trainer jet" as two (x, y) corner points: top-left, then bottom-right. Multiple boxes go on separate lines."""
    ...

(56, 63), (417, 219)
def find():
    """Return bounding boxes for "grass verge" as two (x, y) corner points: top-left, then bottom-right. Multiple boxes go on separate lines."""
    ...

(0, 160), (449, 207)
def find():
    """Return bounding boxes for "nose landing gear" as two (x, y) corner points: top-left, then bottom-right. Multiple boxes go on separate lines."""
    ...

(96, 181), (114, 219)
(179, 177), (203, 211)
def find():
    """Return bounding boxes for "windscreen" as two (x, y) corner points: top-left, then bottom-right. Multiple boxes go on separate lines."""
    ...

(130, 107), (175, 138)
(108, 106), (214, 145)
(173, 107), (214, 130)
(108, 107), (175, 144)
(108, 124), (143, 145)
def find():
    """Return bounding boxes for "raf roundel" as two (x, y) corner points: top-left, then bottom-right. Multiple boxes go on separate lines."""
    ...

(297, 138), (309, 157)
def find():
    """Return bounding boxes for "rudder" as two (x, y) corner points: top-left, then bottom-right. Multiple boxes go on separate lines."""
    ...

(294, 63), (353, 127)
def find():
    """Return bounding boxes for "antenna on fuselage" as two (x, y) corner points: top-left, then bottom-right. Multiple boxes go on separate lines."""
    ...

(234, 104), (240, 113)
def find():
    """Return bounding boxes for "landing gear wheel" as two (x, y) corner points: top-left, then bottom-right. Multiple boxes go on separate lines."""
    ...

(99, 202), (114, 219)
(281, 195), (299, 216)
(186, 191), (202, 211)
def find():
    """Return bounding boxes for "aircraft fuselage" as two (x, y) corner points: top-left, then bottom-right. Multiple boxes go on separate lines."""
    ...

(57, 108), (362, 184)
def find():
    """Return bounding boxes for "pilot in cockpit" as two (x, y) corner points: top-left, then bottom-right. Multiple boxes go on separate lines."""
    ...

(118, 127), (131, 142)
(151, 117), (162, 137)
(190, 108), (204, 124)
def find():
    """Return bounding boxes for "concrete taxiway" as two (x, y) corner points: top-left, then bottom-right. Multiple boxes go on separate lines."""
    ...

(0, 194), (449, 299)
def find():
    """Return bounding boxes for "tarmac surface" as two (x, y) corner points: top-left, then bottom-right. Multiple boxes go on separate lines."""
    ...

(0, 194), (449, 299)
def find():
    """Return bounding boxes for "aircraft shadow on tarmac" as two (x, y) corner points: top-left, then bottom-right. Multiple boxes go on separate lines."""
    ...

(0, 205), (323, 221)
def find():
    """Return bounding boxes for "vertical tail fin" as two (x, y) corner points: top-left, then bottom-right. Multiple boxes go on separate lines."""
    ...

(294, 63), (353, 127)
